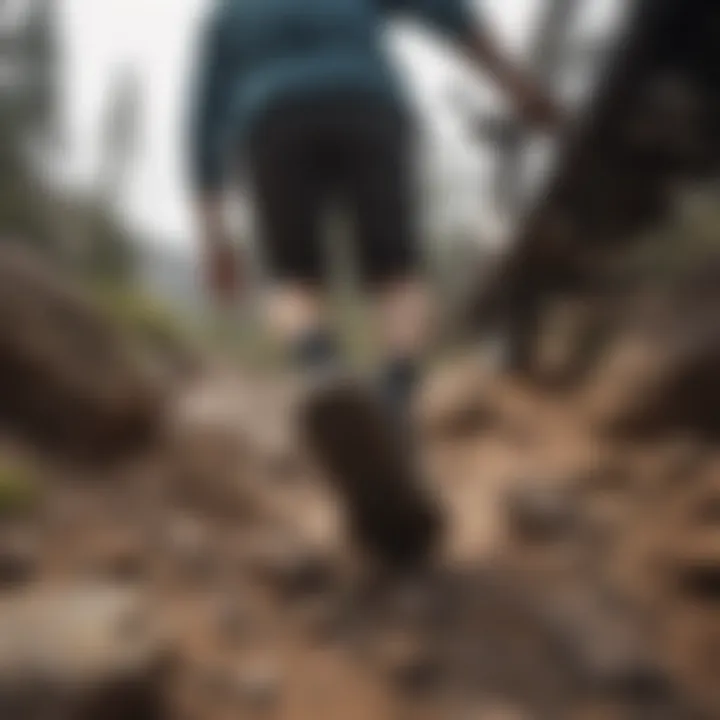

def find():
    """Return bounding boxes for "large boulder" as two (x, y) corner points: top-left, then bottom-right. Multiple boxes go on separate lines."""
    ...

(0, 585), (174, 719)
(0, 244), (164, 458)
(587, 318), (720, 439)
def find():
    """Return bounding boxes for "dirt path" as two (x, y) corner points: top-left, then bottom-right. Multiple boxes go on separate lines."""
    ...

(1, 364), (718, 720)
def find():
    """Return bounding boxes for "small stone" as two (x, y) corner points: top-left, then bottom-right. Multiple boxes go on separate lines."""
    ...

(505, 482), (580, 543)
(85, 531), (147, 583)
(376, 633), (441, 693)
(264, 451), (301, 483)
(600, 328), (720, 439)
(660, 437), (710, 486)
(419, 362), (497, 440)
(387, 573), (445, 626)
(198, 664), (236, 700)
(459, 700), (532, 720)
(670, 543), (720, 603)
(296, 595), (353, 644)
(165, 516), (216, 582)
(583, 458), (632, 493)
(246, 535), (334, 599)
(543, 587), (669, 700)
(255, 430), (304, 484)
(691, 493), (720, 527)
(234, 660), (282, 709)
(214, 597), (247, 645)
(0, 530), (38, 589)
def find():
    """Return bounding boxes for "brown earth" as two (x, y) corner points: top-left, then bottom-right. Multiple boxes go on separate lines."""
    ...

(1, 247), (719, 720)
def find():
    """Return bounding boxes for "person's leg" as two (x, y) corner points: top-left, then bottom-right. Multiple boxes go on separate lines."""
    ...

(373, 276), (433, 424)
(248, 111), (340, 376)
(344, 106), (432, 425)
(250, 96), (441, 568)
(266, 283), (338, 371)
(327, 100), (444, 566)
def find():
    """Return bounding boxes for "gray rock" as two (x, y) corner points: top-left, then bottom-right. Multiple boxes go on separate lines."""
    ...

(233, 659), (282, 709)
(0, 585), (173, 719)
(0, 244), (163, 460)
(164, 516), (217, 582)
(0, 529), (38, 589)
(541, 587), (671, 701)
(660, 437), (710, 487)
(245, 534), (335, 599)
(455, 699), (533, 720)
(505, 483), (581, 543)
(213, 596), (248, 645)
(295, 594), (355, 644)
(84, 532), (148, 583)
(374, 632), (442, 693)
(419, 363), (497, 441)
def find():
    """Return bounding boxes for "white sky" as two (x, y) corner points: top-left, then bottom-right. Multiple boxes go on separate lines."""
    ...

(56, 0), (624, 250)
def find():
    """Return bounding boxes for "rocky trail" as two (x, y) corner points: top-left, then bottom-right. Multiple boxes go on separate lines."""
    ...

(0, 246), (719, 720)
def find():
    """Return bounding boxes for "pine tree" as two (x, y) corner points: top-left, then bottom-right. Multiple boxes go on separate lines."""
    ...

(0, 0), (57, 248)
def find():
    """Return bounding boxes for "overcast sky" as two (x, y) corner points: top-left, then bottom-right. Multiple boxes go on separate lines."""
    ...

(56, 0), (624, 250)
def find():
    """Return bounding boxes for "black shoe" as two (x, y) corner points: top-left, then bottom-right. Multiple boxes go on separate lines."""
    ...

(298, 374), (443, 569)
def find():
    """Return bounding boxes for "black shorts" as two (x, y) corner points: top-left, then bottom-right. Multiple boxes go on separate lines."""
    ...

(247, 92), (419, 286)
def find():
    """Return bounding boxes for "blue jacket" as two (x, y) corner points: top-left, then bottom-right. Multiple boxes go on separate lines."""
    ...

(190, 0), (476, 192)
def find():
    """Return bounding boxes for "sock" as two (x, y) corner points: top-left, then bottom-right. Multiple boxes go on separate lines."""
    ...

(380, 356), (420, 422)
(290, 329), (340, 375)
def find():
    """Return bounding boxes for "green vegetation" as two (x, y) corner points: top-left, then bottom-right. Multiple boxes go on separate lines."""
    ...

(94, 284), (187, 347)
(0, 458), (41, 518)
(623, 188), (720, 284)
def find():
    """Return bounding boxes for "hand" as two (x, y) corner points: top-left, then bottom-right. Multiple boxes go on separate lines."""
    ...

(514, 83), (565, 132)
(202, 240), (244, 308)
(466, 31), (566, 135)
(195, 193), (244, 308)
